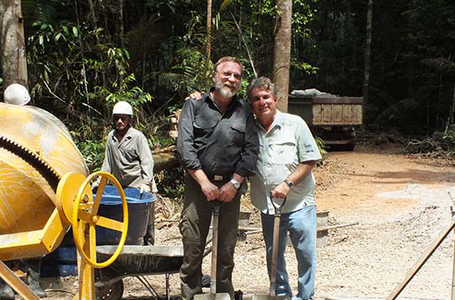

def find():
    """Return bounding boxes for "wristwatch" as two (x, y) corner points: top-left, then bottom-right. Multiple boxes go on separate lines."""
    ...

(230, 179), (241, 189)
(284, 178), (294, 189)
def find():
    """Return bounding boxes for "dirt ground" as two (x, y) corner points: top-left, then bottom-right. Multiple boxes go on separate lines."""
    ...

(41, 143), (455, 300)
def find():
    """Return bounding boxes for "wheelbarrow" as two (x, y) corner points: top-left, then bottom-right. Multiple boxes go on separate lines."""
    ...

(95, 245), (184, 300)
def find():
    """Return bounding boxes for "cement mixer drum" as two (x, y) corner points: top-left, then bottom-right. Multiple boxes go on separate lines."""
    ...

(0, 102), (89, 260)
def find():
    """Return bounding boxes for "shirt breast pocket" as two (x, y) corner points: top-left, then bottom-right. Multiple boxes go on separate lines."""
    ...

(119, 147), (138, 163)
(269, 139), (297, 164)
(229, 123), (245, 147)
(194, 118), (218, 137)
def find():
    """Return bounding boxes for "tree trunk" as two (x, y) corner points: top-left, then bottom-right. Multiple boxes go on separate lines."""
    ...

(0, 0), (28, 89)
(118, 0), (125, 47)
(362, 0), (373, 127)
(273, 0), (292, 113)
(117, 0), (124, 91)
(87, 0), (98, 31)
(202, 0), (212, 83)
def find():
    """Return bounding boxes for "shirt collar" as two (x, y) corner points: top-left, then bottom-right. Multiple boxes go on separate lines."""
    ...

(273, 110), (284, 127)
(113, 126), (133, 143)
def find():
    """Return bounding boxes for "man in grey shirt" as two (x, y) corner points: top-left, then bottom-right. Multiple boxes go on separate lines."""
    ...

(101, 101), (158, 245)
(177, 56), (259, 300)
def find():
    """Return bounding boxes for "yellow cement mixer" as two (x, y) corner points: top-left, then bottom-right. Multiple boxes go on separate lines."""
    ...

(0, 102), (128, 300)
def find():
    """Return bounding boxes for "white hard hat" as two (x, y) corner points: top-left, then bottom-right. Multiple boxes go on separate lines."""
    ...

(4, 84), (31, 105)
(112, 101), (133, 116)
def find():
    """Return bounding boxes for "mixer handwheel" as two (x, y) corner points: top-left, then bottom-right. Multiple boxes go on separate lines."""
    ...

(71, 171), (129, 268)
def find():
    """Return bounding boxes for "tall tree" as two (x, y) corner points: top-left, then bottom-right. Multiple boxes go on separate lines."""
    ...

(273, 0), (292, 112)
(0, 0), (27, 88)
(362, 0), (373, 127)
(202, 0), (212, 83)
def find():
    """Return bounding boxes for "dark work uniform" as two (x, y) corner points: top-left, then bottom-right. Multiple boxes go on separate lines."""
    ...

(177, 91), (259, 300)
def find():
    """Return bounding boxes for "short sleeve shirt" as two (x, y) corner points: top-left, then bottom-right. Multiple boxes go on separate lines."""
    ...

(249, 110), (322, 214)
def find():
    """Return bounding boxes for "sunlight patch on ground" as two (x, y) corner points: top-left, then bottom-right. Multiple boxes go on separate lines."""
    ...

(376, 184), (455, 203)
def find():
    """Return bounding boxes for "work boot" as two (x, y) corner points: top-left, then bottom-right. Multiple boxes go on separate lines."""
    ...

(0, 279), (15, 300)
(26, 261), (46, 298)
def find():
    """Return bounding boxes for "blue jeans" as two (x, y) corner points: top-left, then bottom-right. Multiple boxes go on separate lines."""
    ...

(261, 205), (316, 300)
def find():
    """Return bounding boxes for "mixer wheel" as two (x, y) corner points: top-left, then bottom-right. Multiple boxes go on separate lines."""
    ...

(96, 280), (124, 300)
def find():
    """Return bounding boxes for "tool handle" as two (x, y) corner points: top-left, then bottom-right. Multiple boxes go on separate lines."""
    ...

(269, 191), (287, 216)
(210, 200), (222, 295)
(269, 213), (281, 297)
(211, 200), (222, 216)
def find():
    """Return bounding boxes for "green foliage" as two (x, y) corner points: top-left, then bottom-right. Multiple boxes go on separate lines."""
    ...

(27, 19), (103, 115)
(258, 0), (278, 16)
(69, 117), (109, 172)
(158, 11), (211, 97)
(164, 45), (209, 95)
(314, 136), (327, 156)
(291, 58), (319, 76)
(162, 181), (185, 200)
(404, 126), (455, 158)
(85, 46), (152, 108)
(442, 126), (455, 146)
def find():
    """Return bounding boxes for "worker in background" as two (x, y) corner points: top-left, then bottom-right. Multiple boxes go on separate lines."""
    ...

(248, 77), (322, 300)
(177, 56), (259, 300)
(1, 83), (46, 299)
(100, 100), (158, 245)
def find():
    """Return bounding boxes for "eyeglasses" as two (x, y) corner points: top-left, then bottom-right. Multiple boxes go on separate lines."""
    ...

(113, 115), (130, 122)
(216, 70), (241, 80)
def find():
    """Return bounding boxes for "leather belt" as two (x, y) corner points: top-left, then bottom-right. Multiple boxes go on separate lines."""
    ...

(208, 174), (231, 182)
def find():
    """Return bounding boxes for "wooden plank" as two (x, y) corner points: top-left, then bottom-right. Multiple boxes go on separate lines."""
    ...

(342, 104), (352, 122)
(353, 105), (363, 124)
(312, 97), (363, 104)
(312, 105), (322, 124)
(322, 104), (332, 123)
(332, 104), (343, 123)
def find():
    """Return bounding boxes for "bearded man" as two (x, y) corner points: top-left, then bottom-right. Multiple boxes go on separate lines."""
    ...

(177, 56), (259, 300)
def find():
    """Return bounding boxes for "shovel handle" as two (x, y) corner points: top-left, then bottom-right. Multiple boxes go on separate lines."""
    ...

(269, 211), (281, 297)
(210, 200), (222, 295)
(211, 200), (222, 216)
(268, 192), (286, 297)
(269, 191), (287, 216)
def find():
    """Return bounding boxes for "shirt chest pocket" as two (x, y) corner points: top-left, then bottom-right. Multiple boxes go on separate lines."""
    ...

(118, 143), (138, 163)
(268, 138), (297, 164)
(229, 122), (245, 147)
(194, 117), (218, 137)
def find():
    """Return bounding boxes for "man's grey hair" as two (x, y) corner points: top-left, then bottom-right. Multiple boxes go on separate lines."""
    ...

(213, 56), (243, 76)
(247, 77), (277, 100)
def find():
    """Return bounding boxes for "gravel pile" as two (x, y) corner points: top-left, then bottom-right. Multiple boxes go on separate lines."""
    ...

(317, 184), (455, 300)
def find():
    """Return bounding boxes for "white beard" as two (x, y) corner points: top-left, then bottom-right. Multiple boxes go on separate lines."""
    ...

(219, 85), (236, 98)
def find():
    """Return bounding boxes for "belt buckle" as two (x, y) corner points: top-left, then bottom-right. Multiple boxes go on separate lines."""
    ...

(214, 175), (223, 181)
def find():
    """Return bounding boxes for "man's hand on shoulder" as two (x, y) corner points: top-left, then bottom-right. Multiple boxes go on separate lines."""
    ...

(185, 91), (204, 101)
